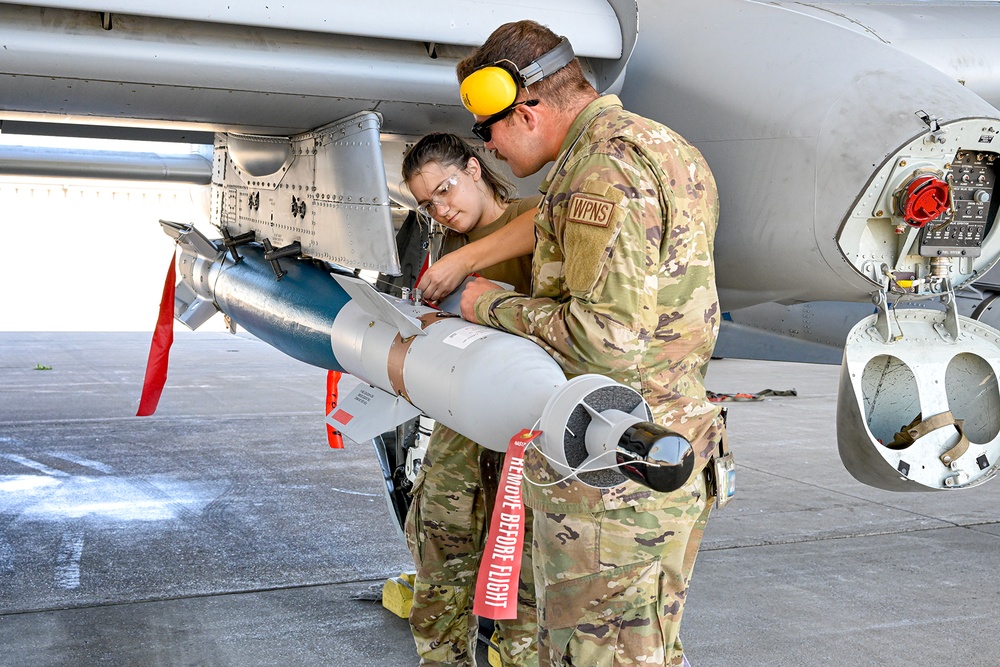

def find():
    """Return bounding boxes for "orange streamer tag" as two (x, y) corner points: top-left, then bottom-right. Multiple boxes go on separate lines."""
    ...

(473, 429), (541, 620)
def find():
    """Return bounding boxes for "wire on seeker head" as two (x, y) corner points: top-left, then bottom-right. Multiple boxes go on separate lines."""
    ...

(522, 440), (626, 488)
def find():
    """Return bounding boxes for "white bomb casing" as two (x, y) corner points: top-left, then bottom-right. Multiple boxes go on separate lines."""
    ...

(329, 279), (566, 452)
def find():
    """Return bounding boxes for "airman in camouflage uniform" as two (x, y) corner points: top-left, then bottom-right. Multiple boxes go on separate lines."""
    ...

(457, 21), (726, 667)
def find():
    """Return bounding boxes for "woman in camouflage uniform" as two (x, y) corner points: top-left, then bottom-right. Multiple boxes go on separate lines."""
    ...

(402, 133), (539, 667)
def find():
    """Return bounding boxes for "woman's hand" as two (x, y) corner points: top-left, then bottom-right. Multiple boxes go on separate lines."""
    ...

(417, 252), (474, 302)
(416, 205), (535, 302)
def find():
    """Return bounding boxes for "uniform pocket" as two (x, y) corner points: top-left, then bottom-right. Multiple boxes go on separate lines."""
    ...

(403, 473), (425, 563)
(543, 559), (663, 665)
(543, 558), (660, 629)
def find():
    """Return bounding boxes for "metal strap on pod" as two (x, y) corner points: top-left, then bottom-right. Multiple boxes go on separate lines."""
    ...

(386, 312), (459, 401)
(887, 410), (970, 466)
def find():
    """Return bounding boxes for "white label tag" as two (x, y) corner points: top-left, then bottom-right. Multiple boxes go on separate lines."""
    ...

(443, 326), (496, 349)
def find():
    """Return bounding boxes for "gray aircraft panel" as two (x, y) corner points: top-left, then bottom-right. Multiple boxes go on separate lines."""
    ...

(0, 0), (623, 56)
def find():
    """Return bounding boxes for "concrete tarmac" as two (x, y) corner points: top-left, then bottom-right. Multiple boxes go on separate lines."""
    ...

(1, 332), (998, 666)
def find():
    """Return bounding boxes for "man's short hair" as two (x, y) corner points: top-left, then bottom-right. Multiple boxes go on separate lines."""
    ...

(457, 20), (594, 109)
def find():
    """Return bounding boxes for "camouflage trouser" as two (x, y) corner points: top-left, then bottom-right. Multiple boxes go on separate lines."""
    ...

(532, 470), (712, 667)
(404, 423), (537, 667)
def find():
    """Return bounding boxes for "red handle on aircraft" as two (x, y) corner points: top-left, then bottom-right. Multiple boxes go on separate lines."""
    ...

(901, 175), (950, 227)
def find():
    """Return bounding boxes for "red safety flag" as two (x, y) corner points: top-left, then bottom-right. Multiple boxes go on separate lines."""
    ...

(326, 370), (345, 448)
(136, 255), (177, 416)
(473, 429), (541, 620)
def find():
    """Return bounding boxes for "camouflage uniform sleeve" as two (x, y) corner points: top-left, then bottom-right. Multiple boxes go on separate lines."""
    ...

(473, 146), (662, 377)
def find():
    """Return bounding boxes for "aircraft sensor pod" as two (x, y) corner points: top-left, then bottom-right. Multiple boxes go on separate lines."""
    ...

(837, 309), (1000, 490)
(460, 36), (575, 116)
(538, 375), (694, 493)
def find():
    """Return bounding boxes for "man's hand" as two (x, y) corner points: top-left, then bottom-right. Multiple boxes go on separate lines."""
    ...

(460, 277), (503, 321)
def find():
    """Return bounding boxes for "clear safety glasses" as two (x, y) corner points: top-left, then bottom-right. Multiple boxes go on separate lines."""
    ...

(415, 173), (461, 218)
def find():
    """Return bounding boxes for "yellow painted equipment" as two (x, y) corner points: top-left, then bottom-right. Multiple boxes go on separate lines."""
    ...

(381, 571), (416, 619)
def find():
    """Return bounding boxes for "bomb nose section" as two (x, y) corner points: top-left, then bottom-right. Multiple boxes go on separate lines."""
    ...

(837, 309), (1000, 490)
(616, 422), (695, 493)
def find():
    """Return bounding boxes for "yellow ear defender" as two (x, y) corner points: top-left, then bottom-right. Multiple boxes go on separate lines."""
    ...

(460, 36), (575, 116)
(461, 66), (520, 117)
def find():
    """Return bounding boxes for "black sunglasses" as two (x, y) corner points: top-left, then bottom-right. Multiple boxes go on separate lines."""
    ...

(471, 99), (539, 142)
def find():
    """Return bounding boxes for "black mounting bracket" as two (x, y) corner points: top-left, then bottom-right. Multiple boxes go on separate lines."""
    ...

(220, 227), (256, 264)
(262, 240), (302, 280)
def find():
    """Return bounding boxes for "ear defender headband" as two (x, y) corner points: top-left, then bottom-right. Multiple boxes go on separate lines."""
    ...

(460, 36), (575, 116)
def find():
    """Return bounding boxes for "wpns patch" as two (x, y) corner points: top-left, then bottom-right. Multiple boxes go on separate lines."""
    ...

(567, 193), (615, 228)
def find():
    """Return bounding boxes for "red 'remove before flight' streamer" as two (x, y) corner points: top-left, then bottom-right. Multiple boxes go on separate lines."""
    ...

(473, 429), (541, 620)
